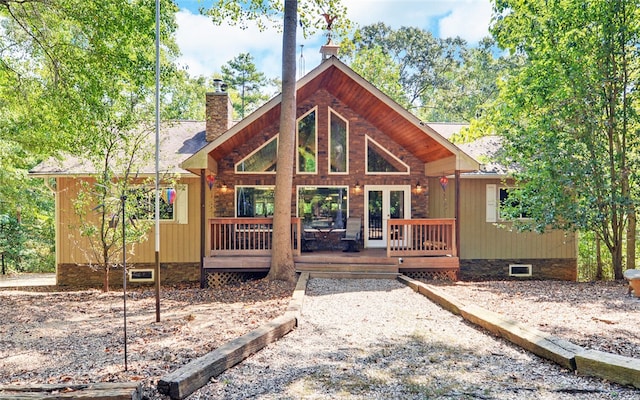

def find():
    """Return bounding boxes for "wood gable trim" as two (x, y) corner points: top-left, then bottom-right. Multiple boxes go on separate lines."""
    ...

(182, 57), (479, 175)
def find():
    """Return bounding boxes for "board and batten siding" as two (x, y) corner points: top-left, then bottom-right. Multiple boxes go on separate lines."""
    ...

(428, 177), (576, 260)
(56, 177), (201, 265)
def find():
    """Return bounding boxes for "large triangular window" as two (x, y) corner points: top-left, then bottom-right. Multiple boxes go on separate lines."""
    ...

(365, 136), (409, 174)
(235, 135), (278, 173)
(297, 108), (317, 174)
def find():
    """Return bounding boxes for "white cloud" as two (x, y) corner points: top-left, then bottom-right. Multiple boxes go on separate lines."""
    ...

(438, 0), (493, 42)
(174, 0), (493, 78)
(175, 10), (286, 78)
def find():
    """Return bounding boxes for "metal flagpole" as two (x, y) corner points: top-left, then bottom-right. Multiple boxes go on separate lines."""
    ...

(154, 0), (161, 322)
(121, 195), (128, 371)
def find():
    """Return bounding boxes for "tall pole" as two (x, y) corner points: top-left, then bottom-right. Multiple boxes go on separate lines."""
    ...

(154, 0), (161, 322)
(121, 195), (128, 371)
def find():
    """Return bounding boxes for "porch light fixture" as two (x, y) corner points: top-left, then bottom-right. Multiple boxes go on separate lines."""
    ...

(220, 182), (230, 193)
(415, 182), (423, 194)
(354, 182), (361, 194)
(206, 174), (216, 191)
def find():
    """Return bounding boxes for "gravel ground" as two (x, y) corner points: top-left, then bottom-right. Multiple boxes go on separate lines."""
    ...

(1, 278), (638, 399)
(191, 279), (639, 400)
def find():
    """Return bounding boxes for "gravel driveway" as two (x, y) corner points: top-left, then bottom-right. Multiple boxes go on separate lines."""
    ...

(188, 278), (637, 399)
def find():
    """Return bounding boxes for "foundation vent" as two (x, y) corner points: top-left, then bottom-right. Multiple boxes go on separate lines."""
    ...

(509, 264), (532, 277)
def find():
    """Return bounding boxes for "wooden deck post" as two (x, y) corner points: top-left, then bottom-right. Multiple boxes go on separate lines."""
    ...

(455, 169), (461, 259)
(200, 170), (206, 289)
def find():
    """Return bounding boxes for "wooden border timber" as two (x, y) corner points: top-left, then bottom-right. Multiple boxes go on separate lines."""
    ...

(576, 350), (640, 389)
(158, 273), (309, 400)
(397, 275), (640, 388)
(0, 382), (141, 399)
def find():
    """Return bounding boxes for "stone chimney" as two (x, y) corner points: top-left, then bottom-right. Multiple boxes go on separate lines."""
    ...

(206, 79), (233, 142)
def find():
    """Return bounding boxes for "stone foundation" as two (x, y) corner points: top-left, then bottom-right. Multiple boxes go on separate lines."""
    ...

(459, 259), (577, 281)
(57, 262), (200, 289)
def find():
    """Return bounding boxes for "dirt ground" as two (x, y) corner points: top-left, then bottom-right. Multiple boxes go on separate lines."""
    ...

(0, 278), (637, 396)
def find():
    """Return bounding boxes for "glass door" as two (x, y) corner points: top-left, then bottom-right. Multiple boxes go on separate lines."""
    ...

(365, 185), (411, 248)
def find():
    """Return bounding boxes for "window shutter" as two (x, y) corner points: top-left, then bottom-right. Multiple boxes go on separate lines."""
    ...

(486, 184), (497, 223)
(176, 184), (188, 224)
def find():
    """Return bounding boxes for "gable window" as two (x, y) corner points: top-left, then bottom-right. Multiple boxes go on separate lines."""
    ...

(297, 108), (317, 174)
(298, 186), (348, 230)
(236, 186), (275, 217)
(236, 135), (278, 173)
(365, 136), (409, 174)
(329, 108), (348, 174)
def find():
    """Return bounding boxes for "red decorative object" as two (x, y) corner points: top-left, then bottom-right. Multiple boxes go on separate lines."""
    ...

(206, 174), (216, 190)
(166, 188), (176, 205)
(439, 176), (449, 191)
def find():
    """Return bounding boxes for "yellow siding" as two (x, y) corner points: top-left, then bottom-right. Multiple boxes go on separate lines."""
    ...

(428, 177), (576, 260)
(57, 177), (201, 264)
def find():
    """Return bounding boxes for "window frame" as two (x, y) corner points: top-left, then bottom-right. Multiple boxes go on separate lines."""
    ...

(235, 135), (278, 174)
(328, 107), (349, 175)
(234, 186), (276, 218)
(296, 185), (349, 230)
(364, 135), (410, 175)
(130, 184), (188, 224)
(296, 107), (318, 175)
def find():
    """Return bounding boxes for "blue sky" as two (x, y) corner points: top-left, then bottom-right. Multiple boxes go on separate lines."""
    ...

(173, 0), (493, 79)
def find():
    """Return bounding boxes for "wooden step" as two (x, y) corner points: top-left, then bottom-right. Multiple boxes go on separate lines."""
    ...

(307, 271), (400, 279)
(295, 263), (399, 274)
(294, 255), (396, 265)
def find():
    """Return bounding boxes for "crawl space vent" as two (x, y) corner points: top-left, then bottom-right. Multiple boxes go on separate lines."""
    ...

(509, 264), (532, 277)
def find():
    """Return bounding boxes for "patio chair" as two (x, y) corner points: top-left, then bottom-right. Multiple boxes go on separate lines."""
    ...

(341, 217), (361, 252)
(301, 230), (317, 252)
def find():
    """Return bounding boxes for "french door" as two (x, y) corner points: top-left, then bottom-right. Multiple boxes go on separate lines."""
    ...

(364, 185), (411, 248)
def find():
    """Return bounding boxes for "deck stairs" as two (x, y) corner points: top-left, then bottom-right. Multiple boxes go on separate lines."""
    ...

(294, 252), (399, 279)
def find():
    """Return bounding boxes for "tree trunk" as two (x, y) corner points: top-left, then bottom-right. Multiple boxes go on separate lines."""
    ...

(627, 206), (636, 271)
(596, 234), (603, 281)
(268, 0), (297, 283)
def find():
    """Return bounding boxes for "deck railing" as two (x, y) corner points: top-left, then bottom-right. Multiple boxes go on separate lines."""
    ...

(209, 217), (301, 256)
(387, 218), (456, 258)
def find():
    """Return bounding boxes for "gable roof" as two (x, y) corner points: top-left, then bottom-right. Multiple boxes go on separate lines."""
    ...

(182, 57), (479, 176)
(426, 123), (509, 177)
(30, 121), (207, 177)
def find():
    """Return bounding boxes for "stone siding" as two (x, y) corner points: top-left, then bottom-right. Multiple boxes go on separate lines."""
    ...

(206, 91), (233, 142)
(57, 263), (200, 289)
(459, 259), (577, 281)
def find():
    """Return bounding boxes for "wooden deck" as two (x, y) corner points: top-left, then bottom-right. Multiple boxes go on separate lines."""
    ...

(204, 218), (459, 284)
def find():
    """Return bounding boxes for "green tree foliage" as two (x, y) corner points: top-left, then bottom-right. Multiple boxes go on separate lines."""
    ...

(222, 53), (275, 118)
(71, 125), (165, 292)
(205, 0), (350, 38)
(349, 46), (407, 108)
(162, 70), (207, 121)
(345, 23), (510, 124)
(1, 0), (185, 276)
(489, 0), (640, 279)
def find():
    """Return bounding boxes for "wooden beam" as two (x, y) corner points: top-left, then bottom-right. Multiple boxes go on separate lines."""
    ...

(575, 350), (640, 389)
(158, 271), (310, 399)
(0, 383), (141, 399)
(158, 315), (296, 399)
